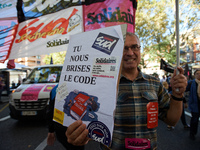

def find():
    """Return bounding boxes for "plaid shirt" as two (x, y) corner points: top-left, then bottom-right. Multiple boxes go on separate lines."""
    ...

(101, 70), (170, 150)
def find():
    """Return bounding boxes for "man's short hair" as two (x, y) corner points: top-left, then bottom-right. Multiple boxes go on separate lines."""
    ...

(126, 32), (139, 41)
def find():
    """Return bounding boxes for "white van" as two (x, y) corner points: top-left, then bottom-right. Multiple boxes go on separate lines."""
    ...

(9, 65), (62, 120)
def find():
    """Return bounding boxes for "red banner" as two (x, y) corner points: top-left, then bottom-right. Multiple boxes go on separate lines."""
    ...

(83, 0), (136, 33)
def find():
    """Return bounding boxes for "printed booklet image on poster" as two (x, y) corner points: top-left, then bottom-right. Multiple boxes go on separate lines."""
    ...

(53, 24), (127, 147)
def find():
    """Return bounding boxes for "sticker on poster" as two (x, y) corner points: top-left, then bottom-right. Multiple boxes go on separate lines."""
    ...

(56, 82), (69, 102)
(87, 121), (111, 147)
(147, 102), (158, 129)
(63, 90), (100, 122)
(125, 138), (151, 150)
(91, 56), (118, 79)
(92, 32), (119, 55)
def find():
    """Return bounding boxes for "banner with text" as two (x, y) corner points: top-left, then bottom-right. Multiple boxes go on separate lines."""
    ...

(0, 0), (18, 63)
(8, 6), (83, 59)
(4, 0), (137, 60)
(83, 0), (136, 32)
(0, 0), (17, 18)
(22, 0), (82, 18)
(0, 19), (18, 63)
(54, 24), (127, 147)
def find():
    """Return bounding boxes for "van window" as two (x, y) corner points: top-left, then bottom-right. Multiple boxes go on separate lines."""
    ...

(24, 66), (62, 84)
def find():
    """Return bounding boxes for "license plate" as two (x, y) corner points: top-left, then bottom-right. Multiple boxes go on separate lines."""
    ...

(21, 111), (37, 116)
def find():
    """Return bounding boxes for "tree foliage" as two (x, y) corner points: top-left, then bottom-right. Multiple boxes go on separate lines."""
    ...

(136, 0), (200, 67)
(43, 51), (66, 65)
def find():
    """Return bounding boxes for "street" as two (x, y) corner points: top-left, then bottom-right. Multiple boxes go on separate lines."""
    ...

(0, 96), (200, 150)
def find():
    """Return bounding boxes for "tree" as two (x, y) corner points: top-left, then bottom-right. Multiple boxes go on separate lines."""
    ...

(136, 0), (200, 67)
(43, 51), (66, 65)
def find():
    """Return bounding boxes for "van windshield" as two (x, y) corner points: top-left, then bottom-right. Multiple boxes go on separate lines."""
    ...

(24, 66), (62, 84)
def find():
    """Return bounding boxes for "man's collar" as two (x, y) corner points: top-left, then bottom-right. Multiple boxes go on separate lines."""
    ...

(120, 67), (147, 81)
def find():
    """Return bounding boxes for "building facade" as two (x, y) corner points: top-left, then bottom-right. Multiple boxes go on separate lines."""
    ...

(14, 55), (46, 67)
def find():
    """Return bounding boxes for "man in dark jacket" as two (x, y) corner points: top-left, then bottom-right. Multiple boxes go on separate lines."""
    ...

(186, 69), (200, 140)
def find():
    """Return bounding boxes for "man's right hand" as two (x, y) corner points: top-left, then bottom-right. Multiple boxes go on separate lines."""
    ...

(66, 120), (90, 146)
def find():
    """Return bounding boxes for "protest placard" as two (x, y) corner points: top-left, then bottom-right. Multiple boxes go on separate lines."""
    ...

(54, 24), (127, 146)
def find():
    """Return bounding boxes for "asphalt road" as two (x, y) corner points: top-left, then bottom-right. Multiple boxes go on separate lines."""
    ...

(0, 95), (200, 150)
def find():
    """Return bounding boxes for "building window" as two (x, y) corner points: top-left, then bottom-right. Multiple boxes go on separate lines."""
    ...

(36, 55), (41, 59)
(37, 61), (41, 64)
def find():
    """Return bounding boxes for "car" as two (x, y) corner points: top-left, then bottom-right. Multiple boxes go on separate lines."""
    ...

(9, 64), (63, 120)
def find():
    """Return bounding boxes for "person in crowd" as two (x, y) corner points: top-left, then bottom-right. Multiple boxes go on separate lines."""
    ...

(180, 74), (191, 130)
(11, 81), (16, 89)
(0, 77), (5, 104)
(152, 73), (159, 79)
(167, 74), (172, 92)
(160, 75), (166, 83)
(163, 81), (190, 131)
(65, 32), (187, 150)
(167, 97), (190, 130)
(17, 80), (21, 87)
(181, 97), (190, 129)
(162, 81), (169, 91)
(162, 81), (175, 130)
(186, 69), (200, 140)
(46, 84), (84, 150)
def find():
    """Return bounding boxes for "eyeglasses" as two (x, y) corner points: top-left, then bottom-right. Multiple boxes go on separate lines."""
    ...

(124, 44), (141, 52)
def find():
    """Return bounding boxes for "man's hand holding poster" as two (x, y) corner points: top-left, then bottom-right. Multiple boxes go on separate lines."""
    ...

(53, 24), (127, 147)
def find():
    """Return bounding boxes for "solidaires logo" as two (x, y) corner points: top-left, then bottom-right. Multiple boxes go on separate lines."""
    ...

(92, 32), (119, 55)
